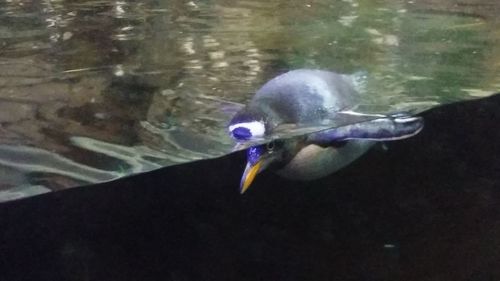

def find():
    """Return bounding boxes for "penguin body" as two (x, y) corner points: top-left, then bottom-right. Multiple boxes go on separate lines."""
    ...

(229, 69), (361, 140)
(229, 69), (423, 193)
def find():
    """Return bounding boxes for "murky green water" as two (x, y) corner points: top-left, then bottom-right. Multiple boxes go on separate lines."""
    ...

(0, 0), (499, 201)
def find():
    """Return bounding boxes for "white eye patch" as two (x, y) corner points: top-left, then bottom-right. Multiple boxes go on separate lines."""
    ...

(229, 121), (266, 140)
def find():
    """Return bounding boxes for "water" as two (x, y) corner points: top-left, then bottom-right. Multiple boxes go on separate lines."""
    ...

(0, 0), (499, 201)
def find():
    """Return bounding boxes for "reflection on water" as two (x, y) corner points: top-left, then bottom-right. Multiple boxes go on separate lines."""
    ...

(0, 0), (499, 201)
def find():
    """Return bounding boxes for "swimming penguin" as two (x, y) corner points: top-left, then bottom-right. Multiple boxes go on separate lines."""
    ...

(229, 69), (423, 193)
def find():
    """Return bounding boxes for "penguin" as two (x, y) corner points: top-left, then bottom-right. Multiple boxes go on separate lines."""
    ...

(228, 69), (423, 193)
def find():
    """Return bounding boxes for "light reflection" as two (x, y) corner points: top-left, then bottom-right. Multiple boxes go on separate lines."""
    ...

(181, 37), (196, 55)
(114, 1), (126, 17)
(0, 144), (119, 183)
(114, 64), (125, 76)
(0, 0), (499, 201)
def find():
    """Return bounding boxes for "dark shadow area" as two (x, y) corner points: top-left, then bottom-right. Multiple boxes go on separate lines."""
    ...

(1, 94), (500, 281)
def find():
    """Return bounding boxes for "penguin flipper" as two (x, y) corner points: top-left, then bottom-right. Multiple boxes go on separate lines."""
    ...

(307, 112), (424, 144)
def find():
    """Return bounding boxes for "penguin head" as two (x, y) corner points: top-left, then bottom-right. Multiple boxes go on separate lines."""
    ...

(239, 138), (303, 193)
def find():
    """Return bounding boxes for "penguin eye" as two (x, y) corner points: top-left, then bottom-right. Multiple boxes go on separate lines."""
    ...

(266, 141), (275, 152)
(266, 140), (285, 152)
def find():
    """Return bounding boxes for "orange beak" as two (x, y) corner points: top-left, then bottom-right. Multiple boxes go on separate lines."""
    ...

(240, 160), (262, 194)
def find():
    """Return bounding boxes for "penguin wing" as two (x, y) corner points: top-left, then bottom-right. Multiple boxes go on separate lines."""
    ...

(238, 111), (393, 144)
(307, 112), (424, 144)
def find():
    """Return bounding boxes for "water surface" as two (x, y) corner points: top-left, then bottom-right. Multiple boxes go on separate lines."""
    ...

(0, 0), (499, 200)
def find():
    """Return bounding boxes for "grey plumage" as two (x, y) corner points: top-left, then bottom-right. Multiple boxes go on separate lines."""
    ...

(229, 69), (423, 193)
(230, 69), (360, 137)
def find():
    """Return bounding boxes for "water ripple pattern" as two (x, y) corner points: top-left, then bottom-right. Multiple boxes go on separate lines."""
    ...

(0, 0), (499, 201)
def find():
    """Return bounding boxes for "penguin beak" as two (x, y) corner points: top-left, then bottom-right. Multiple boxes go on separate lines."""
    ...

(240, 160), (262, 194)
(239, 143), (282, 193)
